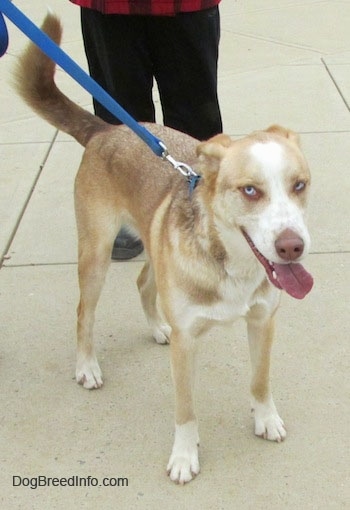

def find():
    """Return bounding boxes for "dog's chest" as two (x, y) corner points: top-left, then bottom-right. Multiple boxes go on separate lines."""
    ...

(174, 270), (265, 330)
(203, 274), (262, 320)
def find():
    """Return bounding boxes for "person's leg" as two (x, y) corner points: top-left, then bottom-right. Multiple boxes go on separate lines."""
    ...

(80, 8), (155, 124)
(149, 7), (222, 140)
(80, 8), (150, 258)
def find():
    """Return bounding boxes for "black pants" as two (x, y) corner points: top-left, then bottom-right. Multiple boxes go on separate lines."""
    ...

(80, 7), (222, 140)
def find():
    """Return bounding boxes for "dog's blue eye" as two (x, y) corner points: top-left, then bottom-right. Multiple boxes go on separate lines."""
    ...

(240, 186), (262, 201)
(294, 181), (306, 192)
(243, 186), (257, 196)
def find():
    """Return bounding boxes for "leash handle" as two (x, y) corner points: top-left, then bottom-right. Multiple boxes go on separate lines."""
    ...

(0, 0), (164, 157)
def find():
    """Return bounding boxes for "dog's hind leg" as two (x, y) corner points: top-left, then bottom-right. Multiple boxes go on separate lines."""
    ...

(137, 261), (171, 344)
(246, 304), (286, 442)
(75, 198), (120, 389)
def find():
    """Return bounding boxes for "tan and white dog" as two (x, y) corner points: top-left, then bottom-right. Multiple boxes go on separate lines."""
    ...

(14, 14), (313, 484)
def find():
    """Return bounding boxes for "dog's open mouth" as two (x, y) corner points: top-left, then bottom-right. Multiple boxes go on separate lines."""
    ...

(242, 231), (313, 299)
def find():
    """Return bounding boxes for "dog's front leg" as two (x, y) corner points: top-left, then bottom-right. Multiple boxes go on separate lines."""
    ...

(246, 305), (286, 442)
(167, 330), (200, 484)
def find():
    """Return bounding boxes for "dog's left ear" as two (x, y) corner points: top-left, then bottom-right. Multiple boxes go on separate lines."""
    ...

(196, 134), (232, 174)
(265, 125), (300, 146)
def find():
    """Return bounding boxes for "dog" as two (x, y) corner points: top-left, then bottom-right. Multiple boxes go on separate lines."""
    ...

(14, 13), (313, 484)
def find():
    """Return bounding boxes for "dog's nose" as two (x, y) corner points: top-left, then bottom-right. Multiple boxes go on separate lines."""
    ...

(275, 228), (304, 261)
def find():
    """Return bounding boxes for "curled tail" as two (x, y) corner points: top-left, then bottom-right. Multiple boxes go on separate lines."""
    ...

(13, 12), (107, 147)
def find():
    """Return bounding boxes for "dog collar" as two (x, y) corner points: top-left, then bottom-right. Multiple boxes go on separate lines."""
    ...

(188, 174), (202, 195)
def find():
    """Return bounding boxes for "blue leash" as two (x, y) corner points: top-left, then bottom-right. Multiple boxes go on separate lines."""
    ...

(0, 0), (200, 189)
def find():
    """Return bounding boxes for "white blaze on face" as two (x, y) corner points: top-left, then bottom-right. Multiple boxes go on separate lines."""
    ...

(250, 141), (284, 176)
(247, 141), (310, 262)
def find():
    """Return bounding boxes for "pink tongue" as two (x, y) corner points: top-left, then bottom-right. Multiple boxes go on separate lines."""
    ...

(273, 263), (313, 299)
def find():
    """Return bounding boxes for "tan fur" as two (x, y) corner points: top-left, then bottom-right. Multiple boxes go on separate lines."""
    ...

(14, 14), (312, 484)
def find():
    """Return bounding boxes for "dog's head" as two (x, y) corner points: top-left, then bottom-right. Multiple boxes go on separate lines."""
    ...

(196, 125), (313, 299)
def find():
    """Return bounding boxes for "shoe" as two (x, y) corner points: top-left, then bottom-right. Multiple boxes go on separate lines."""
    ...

(111, 229), (144, 260)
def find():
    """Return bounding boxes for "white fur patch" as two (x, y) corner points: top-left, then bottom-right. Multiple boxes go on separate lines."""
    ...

(167, 421), (200, 484)
(252, 396), (286, 442)
(250, 142), (284, 175)
(76, 354), (103, 389)
(152, 323), (171, 344)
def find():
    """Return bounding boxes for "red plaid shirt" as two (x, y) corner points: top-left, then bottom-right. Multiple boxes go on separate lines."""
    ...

(69, 0), (221, 16)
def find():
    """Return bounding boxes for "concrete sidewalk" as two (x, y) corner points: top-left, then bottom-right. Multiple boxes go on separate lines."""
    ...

(0, 1), (349, 508)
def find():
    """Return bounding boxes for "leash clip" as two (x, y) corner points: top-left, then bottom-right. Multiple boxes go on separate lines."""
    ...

(159, 142), (198, 179)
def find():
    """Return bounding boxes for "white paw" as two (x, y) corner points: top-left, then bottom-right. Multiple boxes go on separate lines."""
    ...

(76, 355), (103, 389)
(152, 324), (171, 345)
(167, 421), (200, 484)
(252, 398), (286, 442)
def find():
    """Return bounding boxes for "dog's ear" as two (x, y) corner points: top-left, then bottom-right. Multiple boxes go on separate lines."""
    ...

(196, 134), (232, 174)
(197, 134), (232, 158)
(265, 125), (300, 146)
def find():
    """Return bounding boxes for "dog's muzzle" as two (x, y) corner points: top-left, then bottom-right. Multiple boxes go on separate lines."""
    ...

(242, 230), (313, 299)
